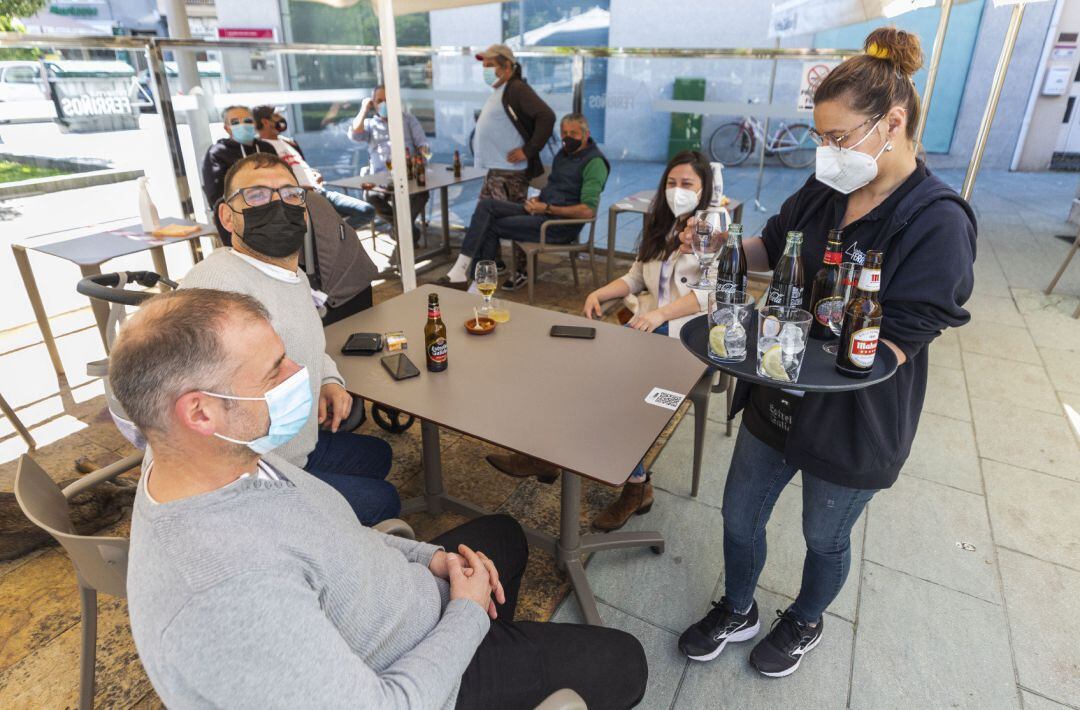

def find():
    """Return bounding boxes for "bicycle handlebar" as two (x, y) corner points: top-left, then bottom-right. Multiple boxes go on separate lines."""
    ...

(76, 271), (178, 307)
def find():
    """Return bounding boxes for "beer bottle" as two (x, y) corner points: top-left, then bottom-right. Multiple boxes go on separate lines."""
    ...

(808, 229), (844, 340)
(405, 147), (414, 180)
(453, 149), (462, 178)
(714, 223), (747, 295)
(415, 153), (427, 188)
(835, 250), (883, 378)
(765, 231), (804, 309)
(424, 293), (448, 372)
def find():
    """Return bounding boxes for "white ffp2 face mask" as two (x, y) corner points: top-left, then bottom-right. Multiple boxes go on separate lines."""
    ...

(665, 187), (701, 218)
(815, 119), (891, 195)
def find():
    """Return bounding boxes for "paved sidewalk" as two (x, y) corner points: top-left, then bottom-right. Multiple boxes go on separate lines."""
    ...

(549, 168), (1080, 709)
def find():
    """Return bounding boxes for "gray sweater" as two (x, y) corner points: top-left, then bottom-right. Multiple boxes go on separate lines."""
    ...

(127, 453), (490, 709)
(180, 249), (345, 468)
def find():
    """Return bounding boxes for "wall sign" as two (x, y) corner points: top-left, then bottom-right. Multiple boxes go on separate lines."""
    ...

(217, 28), (276, 40)
(798, 61), (839, 111)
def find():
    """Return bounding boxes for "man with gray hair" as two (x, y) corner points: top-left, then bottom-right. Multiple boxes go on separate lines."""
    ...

(200, 105), (277, 226)
(442, 112), (609, 291)
(112, 288), (647, 709)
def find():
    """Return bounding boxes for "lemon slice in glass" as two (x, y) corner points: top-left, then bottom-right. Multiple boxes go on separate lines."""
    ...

(760, 344), (790, 382)
(709, 325), (728, 358)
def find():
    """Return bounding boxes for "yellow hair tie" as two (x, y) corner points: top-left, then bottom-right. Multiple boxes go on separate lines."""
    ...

(866, 43), (890, 60)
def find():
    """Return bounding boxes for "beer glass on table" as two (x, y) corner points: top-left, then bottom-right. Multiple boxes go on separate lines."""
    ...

(474, 260), (498, 313)
(822, 263), (860, 355)
(757, 306), (813, 383)
(687, 209), (728, 290)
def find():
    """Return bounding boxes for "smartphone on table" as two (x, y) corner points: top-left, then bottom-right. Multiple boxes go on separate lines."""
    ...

(550, 325), (596, 340)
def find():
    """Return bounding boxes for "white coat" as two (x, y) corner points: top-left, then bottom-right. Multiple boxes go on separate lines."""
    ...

(619, 249), (709, 339)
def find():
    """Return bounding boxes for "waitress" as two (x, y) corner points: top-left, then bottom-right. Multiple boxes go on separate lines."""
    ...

(676, 27), (976, 678)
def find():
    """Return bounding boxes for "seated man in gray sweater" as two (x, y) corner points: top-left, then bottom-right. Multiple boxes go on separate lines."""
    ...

(112, 288), (647, 709)
(181, 152), (398, 525)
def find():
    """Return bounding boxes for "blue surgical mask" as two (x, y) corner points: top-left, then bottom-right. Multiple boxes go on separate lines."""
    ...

(231, 123), (256, 145)
(203, 367), (312, 454)
(377, 102), (388, 118)
(483, 66), (499, 87)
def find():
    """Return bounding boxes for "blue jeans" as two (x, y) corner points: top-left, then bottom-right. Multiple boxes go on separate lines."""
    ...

(320, 187), (375, 228)
(628, 321), (669, 481)
(461, 199), (580, 277)
(305, 429), (400, 525)
(722, 425), (877, 623)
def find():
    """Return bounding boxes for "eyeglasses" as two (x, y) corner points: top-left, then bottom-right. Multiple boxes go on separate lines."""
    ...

(227, 117), (255, 126)
(225, 185), (307, 208)
(808, 115), (882, 150)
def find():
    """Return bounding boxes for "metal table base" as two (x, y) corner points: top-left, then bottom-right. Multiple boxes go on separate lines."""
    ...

(401, 420), (664, 626)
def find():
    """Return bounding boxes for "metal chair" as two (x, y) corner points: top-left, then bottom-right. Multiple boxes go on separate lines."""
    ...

(1045, 227), (1080, 318)
(512, 166), (600, 304)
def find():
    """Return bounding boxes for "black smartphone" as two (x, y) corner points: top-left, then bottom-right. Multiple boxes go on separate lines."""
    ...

(381, 353), (420, 380)
(342, 332), (383, 356)
(550, 325), (596, 340)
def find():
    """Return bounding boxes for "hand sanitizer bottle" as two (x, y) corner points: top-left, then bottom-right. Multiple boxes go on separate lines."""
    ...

(138, 176), (161, 232)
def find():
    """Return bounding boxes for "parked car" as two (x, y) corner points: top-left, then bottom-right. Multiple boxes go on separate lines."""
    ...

(0, 61), (48, 102)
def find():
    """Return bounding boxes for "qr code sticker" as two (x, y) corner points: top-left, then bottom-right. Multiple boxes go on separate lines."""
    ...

(645, 387), (685, 410)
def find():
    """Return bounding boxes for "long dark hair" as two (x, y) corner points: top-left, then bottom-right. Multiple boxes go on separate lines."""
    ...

(637, 150), (712, 263)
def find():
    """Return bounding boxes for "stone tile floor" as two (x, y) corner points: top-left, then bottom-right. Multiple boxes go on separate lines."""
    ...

(1, 166), (1079, 708)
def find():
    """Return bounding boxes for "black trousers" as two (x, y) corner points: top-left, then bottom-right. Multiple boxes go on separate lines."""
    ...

(432, 515), (648, 710)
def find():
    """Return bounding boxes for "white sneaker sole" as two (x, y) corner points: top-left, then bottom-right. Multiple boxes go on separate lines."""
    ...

(685, 620), (761, 662)
(755, 629), (824, 678)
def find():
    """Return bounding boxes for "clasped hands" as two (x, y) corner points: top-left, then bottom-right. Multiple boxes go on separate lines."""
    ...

(429, 545), (506, 619)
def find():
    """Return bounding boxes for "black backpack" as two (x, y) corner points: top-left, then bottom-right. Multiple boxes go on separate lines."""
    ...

(300, 190), (378, 308)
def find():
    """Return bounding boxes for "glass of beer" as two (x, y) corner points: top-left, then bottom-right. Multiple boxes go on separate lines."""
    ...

(823, 262), (860, 355)
(488, 298), (510, 323)
(474, 260), (498, 313)
(757, 306), (813, 383)
(708, 289), (753, 363)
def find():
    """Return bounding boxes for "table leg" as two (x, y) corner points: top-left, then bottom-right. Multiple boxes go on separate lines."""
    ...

(440, 186), (451, 256)
(79, 264), (110, 352)
(188, 237), (205, 264)
(0, 393), (36, 449)
(606, 207), (619, 284)
(12, 245), (65, 377)
(688, 372), (711, 498)
(400, 419), (499, 521)
(149, 246), (170, 280)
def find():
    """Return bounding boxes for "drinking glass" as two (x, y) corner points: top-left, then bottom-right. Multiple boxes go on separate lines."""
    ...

(757, 306), (813, 383)
(687, 209), (729, 290)
(474, 260), (498, 312)
(707, 289), (754, 363)
(488, 298), (510, 323)
(822, 262), (861, 355)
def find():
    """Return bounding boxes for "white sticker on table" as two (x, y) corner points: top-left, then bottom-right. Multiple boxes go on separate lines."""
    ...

(644, 387), (686, 410)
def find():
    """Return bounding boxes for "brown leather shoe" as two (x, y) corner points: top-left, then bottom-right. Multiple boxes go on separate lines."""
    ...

(486, 453), (560, 484)
(592, 478), (654, 531)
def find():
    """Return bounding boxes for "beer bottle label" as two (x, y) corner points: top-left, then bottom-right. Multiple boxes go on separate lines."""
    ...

(848, 326), (880, 368)
(428, 305), (441, 319)
(814, 296), (843, 327)
(823, 249), (842, 265)
(428, 337), (448, 364)
(857, 267), (881, 292)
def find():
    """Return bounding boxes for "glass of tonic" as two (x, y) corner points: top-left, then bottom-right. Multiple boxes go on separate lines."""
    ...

(757, 306), (813, 383)
(687, 209), (728, 290)
(474, 260), (498, 313)
(708, 289), (754, 363)
(823, 263), (861, 355)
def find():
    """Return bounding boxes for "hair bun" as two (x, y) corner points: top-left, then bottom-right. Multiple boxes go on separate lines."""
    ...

(864, 27), (924, 76)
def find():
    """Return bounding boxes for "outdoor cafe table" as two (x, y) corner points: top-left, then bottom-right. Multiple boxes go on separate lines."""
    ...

(327, 285), (710, 625)
(605, 191), (744, 283)
(326, 163), (487, 261)
(12, 218), (214, 378)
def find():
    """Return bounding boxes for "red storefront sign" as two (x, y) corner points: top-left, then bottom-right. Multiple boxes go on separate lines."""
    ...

(217, 28), (276, 40)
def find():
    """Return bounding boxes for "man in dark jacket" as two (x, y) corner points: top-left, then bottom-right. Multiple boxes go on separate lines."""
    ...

(442, 113), (608, 291)
(201, 105), (277, 245)
(474, 44), (555, 205)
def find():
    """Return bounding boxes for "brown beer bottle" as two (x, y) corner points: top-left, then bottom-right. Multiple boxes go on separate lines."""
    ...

(453, 150), (462, 178)
(424, 293), (448, 372)
(835, 250), (883, 378)
(405, 147), (414, 180)
(765, 231), (805, 309)
(415, 154), (427, 187)
(808, 229), (844, 340)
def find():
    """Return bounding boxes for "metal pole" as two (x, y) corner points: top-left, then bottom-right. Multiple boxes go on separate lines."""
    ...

(915, 0), (954, 147)
(753, 38), (780, 212)
(163, 0), (199, 93)
(376, 0), (419, 292)
(961, 2), (1026, 202)
(571, 53), (585, 114)
(146, 40), (195, 221)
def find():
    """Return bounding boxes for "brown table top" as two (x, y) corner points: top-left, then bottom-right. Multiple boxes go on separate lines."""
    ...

(24, 218), (213, 267)
(327, 163), (488, 195)
(326, 286), (708, 486)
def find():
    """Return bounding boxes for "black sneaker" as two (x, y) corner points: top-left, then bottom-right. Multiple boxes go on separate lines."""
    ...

(502, 271), (528, 292)
(678, 597), (760, 661)
(749, 609), (824, 678)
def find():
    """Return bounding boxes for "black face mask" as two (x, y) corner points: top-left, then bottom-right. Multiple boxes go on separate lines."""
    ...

(237, 200), (307, 258)
(274, 118), (287, 133)
(562, 137), (582, 154)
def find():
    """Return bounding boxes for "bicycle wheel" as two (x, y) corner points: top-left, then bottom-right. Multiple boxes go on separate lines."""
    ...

(708, 122), (754, 166)
(775, 123), (816, 169)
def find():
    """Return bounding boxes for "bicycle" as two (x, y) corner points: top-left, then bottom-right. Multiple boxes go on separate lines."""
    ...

(707, 102), (816, 169)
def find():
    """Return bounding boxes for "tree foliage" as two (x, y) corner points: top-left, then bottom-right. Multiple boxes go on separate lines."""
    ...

(0, 0), (46, 19)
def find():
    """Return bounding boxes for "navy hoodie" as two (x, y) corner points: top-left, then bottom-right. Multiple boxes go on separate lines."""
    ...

(201, 137), (277, 245)
(732, 164), (977, 490)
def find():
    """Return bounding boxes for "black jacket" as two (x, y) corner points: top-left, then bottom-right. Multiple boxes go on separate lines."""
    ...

(501, 74), (556, 180)
(733, 167), (977, 490)
(200, 137), (277, 207)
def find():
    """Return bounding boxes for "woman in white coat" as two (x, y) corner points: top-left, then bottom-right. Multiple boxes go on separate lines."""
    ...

(582, 150), (714, 530)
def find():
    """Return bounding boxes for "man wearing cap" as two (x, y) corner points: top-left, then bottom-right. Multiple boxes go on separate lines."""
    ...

(474, 44), (555, 205)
